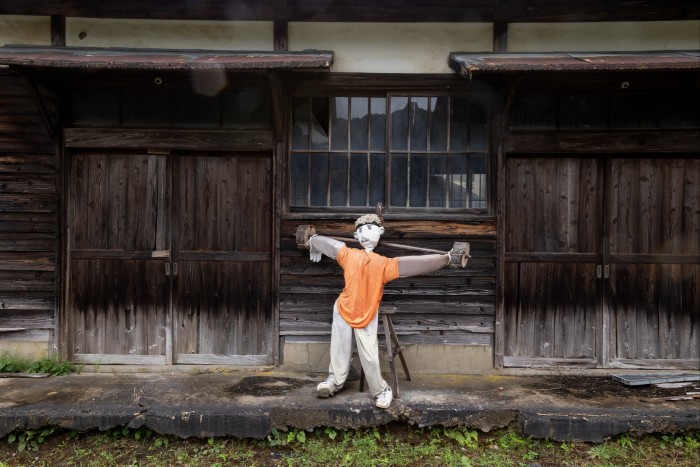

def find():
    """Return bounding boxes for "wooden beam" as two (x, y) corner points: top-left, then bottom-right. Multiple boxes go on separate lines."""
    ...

(64, 128), (275, 150)
(493, 21), (507, 53)
(0, 1), (697, 22)
(506, 130), (700, 153)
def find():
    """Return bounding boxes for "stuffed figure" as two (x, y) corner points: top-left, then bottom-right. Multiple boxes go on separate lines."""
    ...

(305, 214), (450, 409)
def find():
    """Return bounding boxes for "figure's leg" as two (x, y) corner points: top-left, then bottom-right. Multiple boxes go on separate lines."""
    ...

(318, 301), (352, 397)
(353, 312), (388, 398)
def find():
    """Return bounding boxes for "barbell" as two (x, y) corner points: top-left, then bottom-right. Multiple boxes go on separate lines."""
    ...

(295, 224), (470, 269)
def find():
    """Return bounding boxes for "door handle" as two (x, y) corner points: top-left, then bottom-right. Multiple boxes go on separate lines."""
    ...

(596, 265), (602, 279)
(165, 262), (178, 276)
(604, 264), (610, 279)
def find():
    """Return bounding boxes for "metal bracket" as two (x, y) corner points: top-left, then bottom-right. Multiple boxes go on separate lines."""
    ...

(596, 265), (602, 279)
(604, 264), (610, 279)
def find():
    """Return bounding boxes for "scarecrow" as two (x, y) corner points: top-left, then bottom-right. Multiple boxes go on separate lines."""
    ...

(300, 214), (462, 408)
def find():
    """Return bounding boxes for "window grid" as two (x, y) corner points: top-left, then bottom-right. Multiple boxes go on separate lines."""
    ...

(290, 94), (488, 211)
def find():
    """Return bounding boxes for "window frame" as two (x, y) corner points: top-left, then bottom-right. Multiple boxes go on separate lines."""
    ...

(287, 87), (493, 218)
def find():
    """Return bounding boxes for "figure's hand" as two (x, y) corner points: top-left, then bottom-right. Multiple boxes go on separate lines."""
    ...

(309, 236), (322, 262)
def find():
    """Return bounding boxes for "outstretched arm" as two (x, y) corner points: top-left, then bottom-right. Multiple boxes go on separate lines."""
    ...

(308, 235), (345, 262)
(398, 254), (449, 278)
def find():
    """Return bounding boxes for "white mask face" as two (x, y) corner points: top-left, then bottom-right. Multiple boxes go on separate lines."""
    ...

(353, 224), (384, 251)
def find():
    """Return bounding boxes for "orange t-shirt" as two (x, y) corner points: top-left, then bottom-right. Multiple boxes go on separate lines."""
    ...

(335, 245), (400, 328)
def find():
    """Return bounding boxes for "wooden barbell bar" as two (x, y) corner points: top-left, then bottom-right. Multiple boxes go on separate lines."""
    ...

(296, 224), (470, 269)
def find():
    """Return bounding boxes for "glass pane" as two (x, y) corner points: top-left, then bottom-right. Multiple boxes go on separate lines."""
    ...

(369, 153), (386, 207)
(329, 154), (348, 206)
(469, 124), (488, 152)
(331, 97), (349, 150)
(410, 97), (429, 151)
(173, 93), (219, 126)
(447, 154), (468, 208)
(123, 90), (172, 126)
(291, 97), (309, 150)
(390, 153), (408, 207)
(290, 153), (309, 206)
(430, 96), (448, 151)
(559, 94), (607, 129)
(658, 93), (700, 128)
(310, 97), (330, 150)
(450, 97), (469, 151)
(370, 98), (386, 151)
(429, 154), (447, 208)
(221, 89), (272, 129)
(350, 98), (369, 151)
(469, 153), (487, 208)
(409, 154), (428, 207)
(610, 93), (658, 129)
(391, 97), (409, 151)
(68, 88), (120, 124)
(349, 153), (368, 206)
(310, 153), (329, 206)
(509, 94), (557, 129)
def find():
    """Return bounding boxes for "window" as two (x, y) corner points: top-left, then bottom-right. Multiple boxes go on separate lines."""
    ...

(290, 94), (489, 211)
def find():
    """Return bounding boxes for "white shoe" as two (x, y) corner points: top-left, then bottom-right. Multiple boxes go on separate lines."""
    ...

(375, 385), (393, 409)
(316, 379), (342, 398)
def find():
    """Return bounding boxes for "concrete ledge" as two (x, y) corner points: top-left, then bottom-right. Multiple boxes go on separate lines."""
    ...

(1, 371), (698, 443)
(280, 342), (494, 375)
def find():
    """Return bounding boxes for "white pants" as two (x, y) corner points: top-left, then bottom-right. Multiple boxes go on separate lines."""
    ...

(327, 301), (388, 397)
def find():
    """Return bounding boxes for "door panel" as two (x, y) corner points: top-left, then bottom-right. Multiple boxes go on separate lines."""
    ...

(504, 157), (601, 367)
(67, 151), (275, 365)
(173, 154), (272, 364)
(68, 152), (169, 363)
(504, 155), (699, 369)
(606, 157), (700, 368)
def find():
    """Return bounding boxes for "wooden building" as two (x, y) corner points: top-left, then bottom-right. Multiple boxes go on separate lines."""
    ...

(0, 1), (698, 371)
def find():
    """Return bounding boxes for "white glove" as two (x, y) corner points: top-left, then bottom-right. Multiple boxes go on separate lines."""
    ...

(308, 235), (322, 262)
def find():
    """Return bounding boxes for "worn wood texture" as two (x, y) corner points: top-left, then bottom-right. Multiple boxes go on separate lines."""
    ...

(504, 157), (601, 361)
(0, 71), (57, 347)
(607, 158), (700, 362)
(68, 152), (169, 357)
(504, 155), (700, 368)
(174, 154), (273, 359)
(279, 219), (496, 345)
(68, 151), (275, 362)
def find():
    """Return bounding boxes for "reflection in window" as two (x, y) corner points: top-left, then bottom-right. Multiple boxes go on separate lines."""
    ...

(291, 94), (488, 210)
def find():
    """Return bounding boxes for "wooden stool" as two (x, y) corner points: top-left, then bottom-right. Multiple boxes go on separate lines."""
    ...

(359, 306), (412, 398)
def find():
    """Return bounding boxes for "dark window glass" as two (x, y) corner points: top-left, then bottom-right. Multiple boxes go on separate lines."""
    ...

(430, 97), (449, 151)
(390, 153), (408, 207)
(173, 93), (219, 126)
(391, 97), (409, 151)
(123, 90), (172, 126)
(310, 153), (329, 206)
(350, 98), (369, 151)
(450, 97), (469, 151)
(370, 98), (386, 151)
(67, 88), (120, 124)
(331, 97), (349, 151)
(329, 154), (348, 206)
(509, 95), (557, 129)
(409, 154), (428, 207)
(291, 97), (309, 150)
(311, 97), (330, 150)
(369, 153), (386, 207)
(221, 89), (272, 129)
(350, 153), (368, 206)
(559, 94), (607, 129)
(410, 97), (429, 151)
(290, 153), (309, 206)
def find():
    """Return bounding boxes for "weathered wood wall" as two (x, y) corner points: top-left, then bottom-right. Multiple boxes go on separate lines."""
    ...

(280, 219), (496, 346)
(0, 70), (57, 351)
